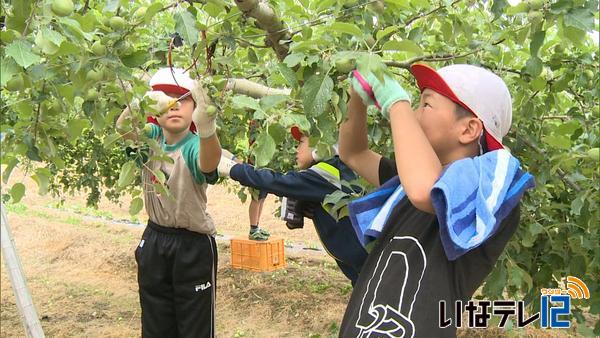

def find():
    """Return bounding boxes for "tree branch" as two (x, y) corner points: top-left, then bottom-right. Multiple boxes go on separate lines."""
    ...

(33, 82), (45, 146)
(225, 78), (290, 98)
(234, 37), (269, 48)
(233, 0), (290, 61)
(518, 135), (582, 192)
(385, 49), (480, 69)
(404, 0), (463, 26)
(385, 38), (505, 69)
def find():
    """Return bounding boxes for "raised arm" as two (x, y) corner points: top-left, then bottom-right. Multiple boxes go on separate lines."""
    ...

(338, 89), (383, 187)
(115, 106), (139, 141)
(191, 82), (221, 173)
(229, 163), (339, 202)
(347, 69), (440, 213)
(116, 91), (173, 141)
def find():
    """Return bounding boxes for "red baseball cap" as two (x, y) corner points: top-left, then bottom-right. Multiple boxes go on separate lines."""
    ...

(410, 63), (512, 151)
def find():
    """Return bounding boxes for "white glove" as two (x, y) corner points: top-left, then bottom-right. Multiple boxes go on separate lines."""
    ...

(221, 148), (236, 161)
(218, 155), (237, 177)
(311, 144), (339, 162)
(311, 149), (322, 162)
(144, 91), (173, 115)
(191, 81), (217, 138)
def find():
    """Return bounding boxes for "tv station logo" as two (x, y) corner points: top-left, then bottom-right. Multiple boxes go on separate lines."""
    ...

(439, 276), (590, 329)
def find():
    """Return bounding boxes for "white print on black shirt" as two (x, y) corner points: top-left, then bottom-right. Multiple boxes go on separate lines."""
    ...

(355, 236), (427, 338)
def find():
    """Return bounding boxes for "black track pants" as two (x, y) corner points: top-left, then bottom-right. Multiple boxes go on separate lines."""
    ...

(135, 220), (218, 338)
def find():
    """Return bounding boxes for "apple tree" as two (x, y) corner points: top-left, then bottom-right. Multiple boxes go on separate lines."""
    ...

(1, 0), (598, 332)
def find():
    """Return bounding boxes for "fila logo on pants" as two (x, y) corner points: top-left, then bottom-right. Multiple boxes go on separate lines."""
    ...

(355, 236), (427, 338)
(195, 282), (212, 292)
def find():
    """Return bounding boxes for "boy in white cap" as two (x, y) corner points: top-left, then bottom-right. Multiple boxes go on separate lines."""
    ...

(337, 63), (534, 336)
(116, 68), (221, 337)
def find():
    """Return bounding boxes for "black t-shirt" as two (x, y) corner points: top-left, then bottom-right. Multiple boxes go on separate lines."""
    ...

(338, 158), (520, 337)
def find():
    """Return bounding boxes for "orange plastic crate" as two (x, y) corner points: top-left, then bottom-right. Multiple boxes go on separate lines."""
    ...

(230, 237), (286, 272)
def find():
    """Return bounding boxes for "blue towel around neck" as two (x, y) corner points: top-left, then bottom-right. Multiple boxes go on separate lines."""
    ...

(348, 150), (535, 260)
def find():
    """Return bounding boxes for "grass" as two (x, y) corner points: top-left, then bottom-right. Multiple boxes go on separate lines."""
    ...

(4, 202), (28, 214)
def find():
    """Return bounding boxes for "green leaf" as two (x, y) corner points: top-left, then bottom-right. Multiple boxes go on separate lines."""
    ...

(9, 183), (26, 203)
(356, 53), (386, 80)
(41, 28), (65, 46)
(55, 41), (81, 57)
(542, 134), (571, 149)
(35, 28), (65, 55)
(280, 114), (311, 130)
(570, 192), (586, 215)
(483, 262), (507, 297)
(569, 255), (587, 276)
(104, 0), (120, 12)
(2, 158), (19, 184)
(144, 2), (164, 22)
(554, 120), (581, 136)
(506, 2), (529, 15)
(562, 24), (586, 46)
(268, 123), (286, 144)
(120, 51), (149, 67)
(529, 30), (545, 56)
(59, 18), (93, 41)
(67, 119), (91, 141)
(232, 95), (261, 111)
(440, 21), (453, 41)
(586, 148), (599, 161)
(283, 53), (304, 68)
(329, 22), (363, 37)
(118, 161), (137, 188)
(5, 40), (41, 69)
(174, 10), (199, 46)
(1, 57), (20, 87)
(302, 74), (333, 116)
(5, 0), (32, 32)
(528, 223), (545, 237)
(205, 1), (225, 18)
(31, 168), (51, 195)
(376, 26), (399, 41)
(525, 56), (543, 77)
(260, 95), (288, 111)
(509, 265), (532, 290)
(491, 0), (508, 19)
(253, 133), (276, 167)
(129, 197), (144, 215)
(530, 77), (546, 91)
(564, 8), (595, 31)
(381, 40), (423, 55)
(278, 63), (298, 87)
(247, 48), (258, 63)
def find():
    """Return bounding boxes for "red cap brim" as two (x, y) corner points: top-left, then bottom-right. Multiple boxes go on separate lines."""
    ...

(290, 126), (303, 142)
(152, 84), (190, 96)
(410, 63), (504, 151)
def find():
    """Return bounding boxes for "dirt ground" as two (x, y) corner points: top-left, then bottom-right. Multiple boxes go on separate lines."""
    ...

(0, 170), (584, 337)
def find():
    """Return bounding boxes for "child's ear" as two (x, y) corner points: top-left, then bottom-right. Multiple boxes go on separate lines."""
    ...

(458, 117), (483, 145)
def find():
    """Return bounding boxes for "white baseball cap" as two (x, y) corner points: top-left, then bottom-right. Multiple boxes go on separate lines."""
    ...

(410, 63), (512, 151)
(149, 67), (195, 97)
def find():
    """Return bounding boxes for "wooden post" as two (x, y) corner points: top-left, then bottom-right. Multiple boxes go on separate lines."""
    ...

(1, 204), (45, 338)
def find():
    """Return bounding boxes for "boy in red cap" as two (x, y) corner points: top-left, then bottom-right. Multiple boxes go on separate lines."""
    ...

(116, 67), (222, 337)
(337, 63), (534, 336)
(218, 126), (368, 284)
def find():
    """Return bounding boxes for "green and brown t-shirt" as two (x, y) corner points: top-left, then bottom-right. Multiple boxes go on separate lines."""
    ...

(143, 124), (218, 235)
